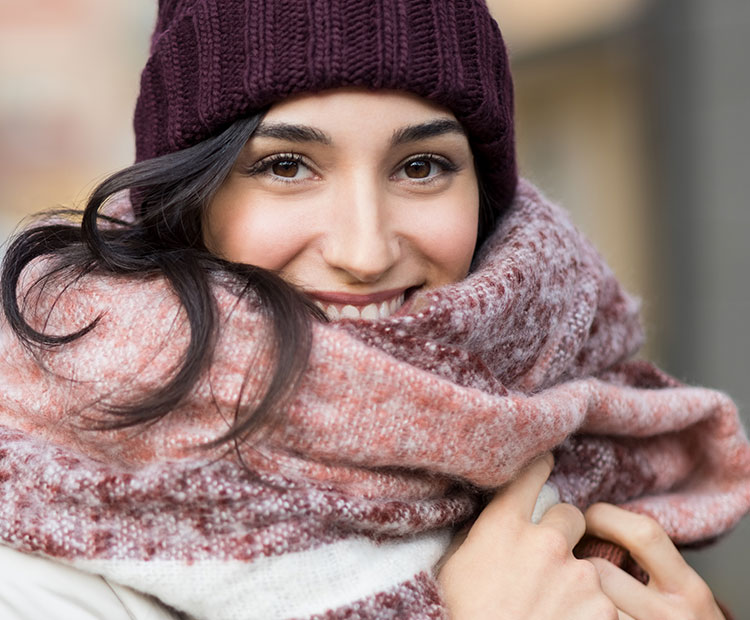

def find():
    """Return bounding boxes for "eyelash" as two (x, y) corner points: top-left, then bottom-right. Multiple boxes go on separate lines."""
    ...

(242, 152), (460, 185)
(242, 152), (314, 181)
(395, 153), (459, 185)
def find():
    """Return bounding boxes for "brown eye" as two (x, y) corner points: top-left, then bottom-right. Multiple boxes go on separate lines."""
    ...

(272, 161), (299, 177)
(405, 160), (432, 179)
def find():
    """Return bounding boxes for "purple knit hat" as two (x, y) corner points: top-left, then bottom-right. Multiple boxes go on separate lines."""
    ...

(134, 0), (517, 209)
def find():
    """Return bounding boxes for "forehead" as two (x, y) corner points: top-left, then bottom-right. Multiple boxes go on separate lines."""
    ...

(261, 87), (462, 128)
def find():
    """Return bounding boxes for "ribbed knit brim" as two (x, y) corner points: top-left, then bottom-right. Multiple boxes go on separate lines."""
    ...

(134, 0), (517, 209)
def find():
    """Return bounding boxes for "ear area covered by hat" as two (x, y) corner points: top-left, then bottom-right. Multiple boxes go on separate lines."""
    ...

(0, 180), (748, 619)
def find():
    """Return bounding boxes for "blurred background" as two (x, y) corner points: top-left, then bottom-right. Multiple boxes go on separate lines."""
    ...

(1, 0), (748, 614)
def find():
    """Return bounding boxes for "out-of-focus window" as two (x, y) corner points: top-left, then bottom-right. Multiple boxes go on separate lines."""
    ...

(0, 1), (153, 236)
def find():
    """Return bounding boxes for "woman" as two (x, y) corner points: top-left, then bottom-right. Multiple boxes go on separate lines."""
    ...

(0, 1), (747, 618)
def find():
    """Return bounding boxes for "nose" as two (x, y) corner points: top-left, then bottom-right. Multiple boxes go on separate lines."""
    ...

(322, 182), (400, 283)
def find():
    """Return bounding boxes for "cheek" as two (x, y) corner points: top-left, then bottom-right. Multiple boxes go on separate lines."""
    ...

(204, 189), (310, 269)
(424, 218), (477, 277)
(414, 193), (479, 283)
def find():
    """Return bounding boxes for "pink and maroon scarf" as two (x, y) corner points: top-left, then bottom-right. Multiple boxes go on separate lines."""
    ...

(0, 180), (748, 619)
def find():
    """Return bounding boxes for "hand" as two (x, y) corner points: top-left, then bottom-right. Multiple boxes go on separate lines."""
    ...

(437, 454), (617, 619)
(584, 503), (726, 620)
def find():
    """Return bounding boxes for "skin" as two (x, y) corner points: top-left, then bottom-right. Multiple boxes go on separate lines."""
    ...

(438, 455), (618, 619)
(204, 88), (480, 319)
(204, 88), (723, 619)
(438, 455), (726, 620)
(585, 503), (726, 620)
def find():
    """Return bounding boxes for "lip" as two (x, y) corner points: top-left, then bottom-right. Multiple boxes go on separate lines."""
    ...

(306, 287), (410, 306)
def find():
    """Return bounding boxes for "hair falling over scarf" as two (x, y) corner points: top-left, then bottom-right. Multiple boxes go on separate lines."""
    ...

(0, 180), (748, 619)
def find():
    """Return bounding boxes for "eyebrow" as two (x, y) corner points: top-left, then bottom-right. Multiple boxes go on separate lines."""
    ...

(253, 122), (333, 145)
(252, 118), (466, 147)
(390, 119), (466, 146)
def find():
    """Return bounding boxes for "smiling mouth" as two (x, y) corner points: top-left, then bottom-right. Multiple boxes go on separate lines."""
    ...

(308, 287), (417, 321)
(314, 293), (405, 320)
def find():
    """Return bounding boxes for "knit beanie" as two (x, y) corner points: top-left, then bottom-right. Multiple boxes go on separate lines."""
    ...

(134, 0), (517, 209)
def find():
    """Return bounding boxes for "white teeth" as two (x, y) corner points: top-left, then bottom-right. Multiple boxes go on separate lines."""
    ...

(340, 305), (360, 319)
(360, 303), (379, 320)
(314, 301), (326, 312)
(320, 292), (407, 321)
(388, 294), (404, 315)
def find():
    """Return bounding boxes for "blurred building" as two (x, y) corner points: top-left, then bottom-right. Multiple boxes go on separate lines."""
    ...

(0, 0), (153, 234)
(1, 0), (749, 615)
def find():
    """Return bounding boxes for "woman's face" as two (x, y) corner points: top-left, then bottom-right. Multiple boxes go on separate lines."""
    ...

(204, 88), (479, 320)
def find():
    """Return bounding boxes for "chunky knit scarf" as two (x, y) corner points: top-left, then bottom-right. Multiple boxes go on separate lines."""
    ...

(0, 180), (748, 620)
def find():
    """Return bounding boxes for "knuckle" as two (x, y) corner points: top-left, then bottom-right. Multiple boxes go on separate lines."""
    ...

(577, 557), (601, 581)
(629, 513), (665, 546)
(573, 557), (605, 587)
(537, 527), (570, 558)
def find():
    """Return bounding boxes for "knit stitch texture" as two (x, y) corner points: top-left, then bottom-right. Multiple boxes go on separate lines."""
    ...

(0, 180), (748, 619)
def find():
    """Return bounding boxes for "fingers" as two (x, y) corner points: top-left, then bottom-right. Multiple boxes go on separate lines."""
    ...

(587, 557), (658, 619)
(538, 501), (587, 550)
(585, 503), (690, 591)
(482, 452), (554, 523)
(482, 452), (584, 550)
(586, 505), (727, 620)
